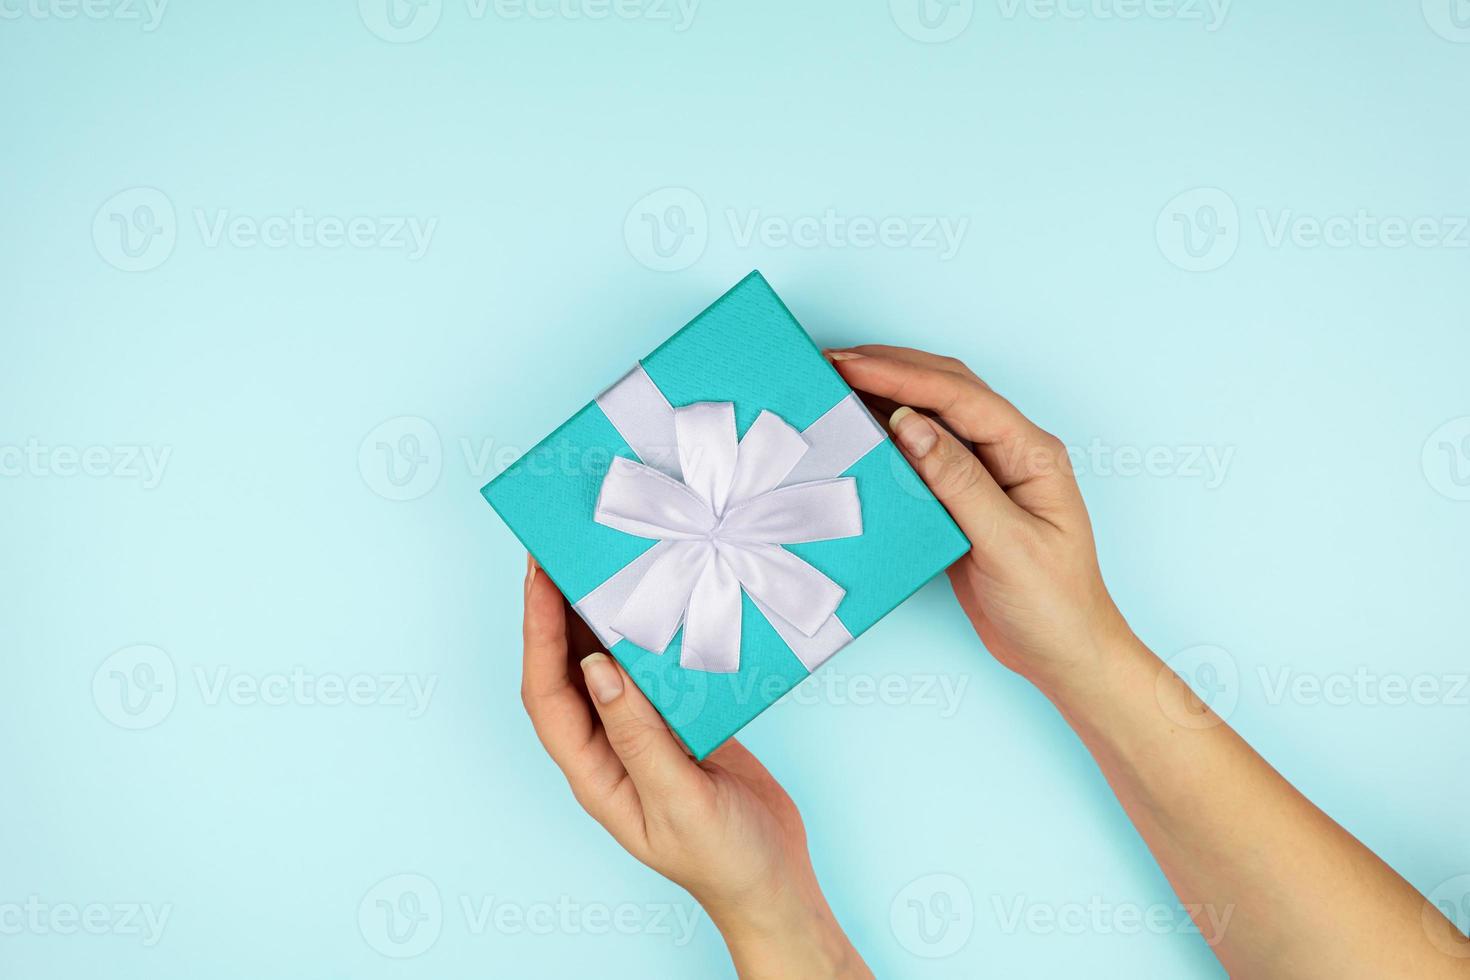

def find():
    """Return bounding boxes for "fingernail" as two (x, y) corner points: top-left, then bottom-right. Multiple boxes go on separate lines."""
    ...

(581, 653), (623, 704)
(824, 350), (864, 362)
(891, 406), (937, 458)
(525, 554), (538, 592)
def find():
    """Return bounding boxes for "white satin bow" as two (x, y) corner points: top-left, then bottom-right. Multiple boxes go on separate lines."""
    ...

(593, 402), (863, 673)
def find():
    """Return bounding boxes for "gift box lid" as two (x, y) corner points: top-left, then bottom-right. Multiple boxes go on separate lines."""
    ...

(483, 271), (970, 758)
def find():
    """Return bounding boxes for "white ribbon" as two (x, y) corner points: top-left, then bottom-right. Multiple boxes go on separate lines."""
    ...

(593, 402), (864, 673)
(575, 365), (886, 674)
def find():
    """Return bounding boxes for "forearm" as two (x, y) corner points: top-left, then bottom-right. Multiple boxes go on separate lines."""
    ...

(1040, 630), (1465, 979)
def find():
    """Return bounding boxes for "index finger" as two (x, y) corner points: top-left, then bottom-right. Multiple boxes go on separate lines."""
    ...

(830, 350), (1065, 491)
(837, 344), (989, 387)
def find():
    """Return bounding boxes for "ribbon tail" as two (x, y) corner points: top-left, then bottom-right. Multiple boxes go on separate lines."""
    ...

(720, 543), (845, 637)
(572, 542), (672, 649)
(610, 541), (709, 654)
(680, 551), (743, 673)
(749, 596), (854, 672)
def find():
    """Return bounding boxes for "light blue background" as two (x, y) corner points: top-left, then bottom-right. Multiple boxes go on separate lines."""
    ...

(2, 2), (1467, 977)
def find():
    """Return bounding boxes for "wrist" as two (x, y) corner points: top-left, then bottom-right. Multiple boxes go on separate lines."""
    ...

(703, 875), (871, 979)
(1027, 610), (1149, 718)
(1014, 597), (1137, 703)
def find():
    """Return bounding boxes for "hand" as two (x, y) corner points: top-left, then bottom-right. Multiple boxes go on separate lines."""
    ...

(829, 345), (1129, 694)
(520, 556), (872, 979)
(830, 346), (1470, 980)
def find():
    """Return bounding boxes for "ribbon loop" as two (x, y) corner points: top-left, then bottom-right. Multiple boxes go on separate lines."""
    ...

(719, 478), (862, 545)
(727, 410), (809, 506)
(674, 402), (738, 517)
(592, 401), (864, 672)
(596, 457), (716, 540)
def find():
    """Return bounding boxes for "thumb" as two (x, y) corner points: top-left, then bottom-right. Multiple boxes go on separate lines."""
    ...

(889, 406), (1021, 547)
(579, 653), (702, 800)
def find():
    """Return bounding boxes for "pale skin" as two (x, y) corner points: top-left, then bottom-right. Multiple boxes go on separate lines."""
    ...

(519, 344), (1470, 979)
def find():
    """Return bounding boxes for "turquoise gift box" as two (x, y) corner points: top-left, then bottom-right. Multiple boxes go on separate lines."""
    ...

(483, 271), (970, 758)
